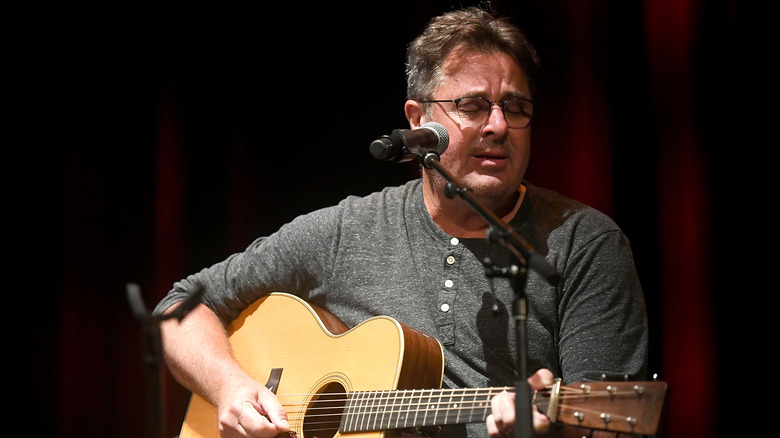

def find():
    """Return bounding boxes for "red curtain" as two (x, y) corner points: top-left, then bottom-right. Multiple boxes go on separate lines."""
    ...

(43, 1), (732, 437)
(644, 1), (717, 436)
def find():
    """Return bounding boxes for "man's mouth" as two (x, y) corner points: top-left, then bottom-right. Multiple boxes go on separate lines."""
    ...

(474, 151), (508, 161)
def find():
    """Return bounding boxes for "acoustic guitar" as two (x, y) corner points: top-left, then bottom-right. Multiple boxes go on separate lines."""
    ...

(179, 292), (666, 438)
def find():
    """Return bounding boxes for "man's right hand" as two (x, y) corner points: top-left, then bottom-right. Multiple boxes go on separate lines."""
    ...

(216, 379), (290, 438)
(160, 303), (290, 438)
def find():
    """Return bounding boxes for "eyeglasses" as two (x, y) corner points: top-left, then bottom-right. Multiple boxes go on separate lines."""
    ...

(420, 96), (534, 129)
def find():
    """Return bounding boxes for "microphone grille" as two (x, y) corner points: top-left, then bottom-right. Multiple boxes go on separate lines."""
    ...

(421, 121), (449, 154)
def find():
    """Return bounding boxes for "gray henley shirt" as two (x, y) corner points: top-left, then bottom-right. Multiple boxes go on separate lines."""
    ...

(155, 179), (648, 438)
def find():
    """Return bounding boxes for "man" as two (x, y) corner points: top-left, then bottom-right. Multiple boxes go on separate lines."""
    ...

(156, 6), (648, 438)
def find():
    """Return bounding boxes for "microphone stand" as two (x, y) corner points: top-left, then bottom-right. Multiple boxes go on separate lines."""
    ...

(419, 152), (560, 438)
(126, 283), (204, 438)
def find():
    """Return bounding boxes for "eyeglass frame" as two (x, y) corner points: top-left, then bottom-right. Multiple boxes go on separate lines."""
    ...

(418, 96), (535, 129)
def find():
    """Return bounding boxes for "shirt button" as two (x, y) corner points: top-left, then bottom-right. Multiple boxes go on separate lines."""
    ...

(446, 255), (456, 265)
(440, 303), (450, 312)
(444, 279), (454, 288)
(450, 237), (459, 246)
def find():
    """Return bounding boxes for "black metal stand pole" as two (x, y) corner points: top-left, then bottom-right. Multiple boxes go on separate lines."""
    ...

(510, 264), (533, 438)
(126, 283), (203, 438)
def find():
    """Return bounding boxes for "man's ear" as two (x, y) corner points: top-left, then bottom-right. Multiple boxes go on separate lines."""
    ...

(404, 100), (425, 129)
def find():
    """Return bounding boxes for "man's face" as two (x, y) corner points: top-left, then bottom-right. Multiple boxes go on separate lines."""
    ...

(425, 49), (532, 206)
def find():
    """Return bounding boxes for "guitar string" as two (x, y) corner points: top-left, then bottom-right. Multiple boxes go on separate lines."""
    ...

(279, 399), (645, 434)
(277, 388), (505, 433)
(270, 386), (648, 433)
(273, 386), (648, 410)
(282, 401), (646, 435)
(279, 393), (497, 429)
(273, 384), (646, 406)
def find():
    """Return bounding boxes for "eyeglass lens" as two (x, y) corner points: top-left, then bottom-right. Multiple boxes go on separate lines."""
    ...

(456, 97), (533, 128)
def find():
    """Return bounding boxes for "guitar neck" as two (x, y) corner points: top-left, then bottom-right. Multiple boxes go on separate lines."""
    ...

(340, 387), (507, 432)
(340, 380), (667, 436)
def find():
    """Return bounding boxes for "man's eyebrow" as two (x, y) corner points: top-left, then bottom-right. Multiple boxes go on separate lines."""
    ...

(503, 90), (531, 99)
(461, 87), (531, 99)
(456, 90), (530, 99)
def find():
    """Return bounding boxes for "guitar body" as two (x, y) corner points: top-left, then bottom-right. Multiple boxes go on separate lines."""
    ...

(179, 292), (446, 438)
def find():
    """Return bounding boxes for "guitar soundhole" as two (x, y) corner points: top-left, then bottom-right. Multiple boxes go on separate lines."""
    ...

(303, 382), (347, 438)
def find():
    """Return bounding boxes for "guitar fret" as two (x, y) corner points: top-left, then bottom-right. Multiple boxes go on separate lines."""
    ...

(432, 388), (442, 425)
(372, 390), (381, 430)
(350, 392), (358, 431)
(396, 389), (407, 428)
(386, 389), (395, 429)
(454, 388), (465, 424)
(386, 390), (397, 430)
(340, 393), (351, 432)
(380, 390), (391, 430)
(356, 391), (368, 432)
(405, 389), (415, 427)
(366, 390), (378, 431)
(442, 388), (454, 424)
(352, 391), (362, 432)
(369, 391), (387, 429)
(409, 389), (421, 427)
(461, 389), (474, 423)
(395, 390), (405, 429)
(384, 391), (393, 427)
(482, 388), (498, 421)
(342, 391), (357, 433)
(378, 390), (389, 430)
(343, 392), (353, 432)
(361, 390), (373, 431)
(466, 388), (478, 423)
(446, 388), (459, 424)
(368, 391), (378, 430)
(422, 388), (433, 426)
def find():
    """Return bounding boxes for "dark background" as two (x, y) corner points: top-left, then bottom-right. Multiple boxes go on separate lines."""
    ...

(25, 0), (745, 437)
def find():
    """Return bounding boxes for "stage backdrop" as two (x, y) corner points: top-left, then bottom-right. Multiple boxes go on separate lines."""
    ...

(31, 1), (738, 437)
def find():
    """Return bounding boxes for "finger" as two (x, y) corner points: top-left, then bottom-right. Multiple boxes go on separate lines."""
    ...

(527, 368), (555, 390)
(531, 403), (551, 435)
(259, 399), (290, 432)
(487, 413), (514, 438)
(238, 400), (269, 436)
(486, 414), (500, 437)
(497, 390), (515, 419)
(219, 400), (255, 438)
(490, 391), (515, 434)
(220, 400), (276, 438)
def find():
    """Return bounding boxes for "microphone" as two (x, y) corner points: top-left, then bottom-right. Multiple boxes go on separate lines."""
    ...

(370, 121), (449, 163)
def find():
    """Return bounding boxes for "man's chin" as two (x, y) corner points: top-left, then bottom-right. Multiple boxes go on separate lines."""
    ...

(463, 174), (506, 192)
(427, 171), (519, 202)
(462, 176), (519, 203)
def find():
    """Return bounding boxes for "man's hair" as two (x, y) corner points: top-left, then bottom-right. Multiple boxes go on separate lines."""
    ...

(405, 6), (541, 101)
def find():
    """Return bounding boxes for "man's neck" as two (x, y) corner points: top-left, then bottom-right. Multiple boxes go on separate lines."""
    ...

(423, 183), (526, 239)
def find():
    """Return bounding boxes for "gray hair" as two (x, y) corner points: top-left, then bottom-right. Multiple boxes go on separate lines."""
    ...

(405, 6), (541, 103)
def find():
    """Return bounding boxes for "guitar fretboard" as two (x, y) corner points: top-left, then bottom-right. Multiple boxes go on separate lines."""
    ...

(340, 387), (512, 432)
